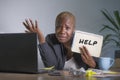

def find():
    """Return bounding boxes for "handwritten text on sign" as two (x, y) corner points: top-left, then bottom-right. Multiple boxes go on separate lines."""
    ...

(79, 39), (97, 46)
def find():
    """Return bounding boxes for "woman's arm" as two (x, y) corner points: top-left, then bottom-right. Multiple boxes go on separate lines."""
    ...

(39, 43), (58, 68)
(23, 19), (60, 69)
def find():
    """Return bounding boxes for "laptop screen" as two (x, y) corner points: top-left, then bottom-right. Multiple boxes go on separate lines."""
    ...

(0, 33), (38, 73)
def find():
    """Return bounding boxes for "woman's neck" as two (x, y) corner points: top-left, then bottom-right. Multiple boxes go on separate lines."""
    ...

(63, 40), (71, 48)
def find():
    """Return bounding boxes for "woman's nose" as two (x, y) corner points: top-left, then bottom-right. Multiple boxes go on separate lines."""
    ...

(60, 27), (66, 33)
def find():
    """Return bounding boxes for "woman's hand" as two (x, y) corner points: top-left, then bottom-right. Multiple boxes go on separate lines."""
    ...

(80, 46), (96, 68)
(23, 19), (45, 44)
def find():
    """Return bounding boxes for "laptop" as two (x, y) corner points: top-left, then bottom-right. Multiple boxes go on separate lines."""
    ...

(0, 33), (42, 73)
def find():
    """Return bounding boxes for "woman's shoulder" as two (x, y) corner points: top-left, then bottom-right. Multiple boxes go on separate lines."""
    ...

(46, 33), (55, 38)
(46, 33), (56, 40)
(46, 33), (60, 44)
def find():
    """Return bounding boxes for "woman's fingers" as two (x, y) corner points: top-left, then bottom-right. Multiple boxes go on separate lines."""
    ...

(80, 47), (89, 65)
(35, 20), (38, 28)
(80, 46), (96, 68)
(80, 46), (89, 60)
(23, 19), (31, 30)
(25, 19), (30, 27)
(29, 19), (35, 30)
(23, 21), (30, 30)
(83, 46), (91, 56)
(23, 19), (38, 32)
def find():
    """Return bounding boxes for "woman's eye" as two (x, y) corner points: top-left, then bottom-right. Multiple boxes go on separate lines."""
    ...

(66, 26), (70, 30)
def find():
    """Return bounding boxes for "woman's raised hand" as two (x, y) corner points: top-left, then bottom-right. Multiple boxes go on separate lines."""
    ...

(23, 19), (45, 44)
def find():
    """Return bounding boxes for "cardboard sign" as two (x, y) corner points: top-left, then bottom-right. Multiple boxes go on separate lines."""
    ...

(71, 30), (103, 57)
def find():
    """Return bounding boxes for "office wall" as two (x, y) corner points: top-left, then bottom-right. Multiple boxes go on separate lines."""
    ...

(0, 0), (120, 68)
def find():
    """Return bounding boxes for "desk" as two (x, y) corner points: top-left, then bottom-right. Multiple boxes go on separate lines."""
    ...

(0, 71), (120, 80)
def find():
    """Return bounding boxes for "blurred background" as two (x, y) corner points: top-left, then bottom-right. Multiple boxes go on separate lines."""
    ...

(0, 0), (120, 68)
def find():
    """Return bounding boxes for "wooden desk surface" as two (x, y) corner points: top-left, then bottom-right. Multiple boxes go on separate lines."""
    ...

(0, 71), (120, 80)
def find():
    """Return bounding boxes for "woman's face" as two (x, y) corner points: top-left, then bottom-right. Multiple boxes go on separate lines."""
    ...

(55, 17), (75, 44)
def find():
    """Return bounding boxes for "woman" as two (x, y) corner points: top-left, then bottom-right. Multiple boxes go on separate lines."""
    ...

(23, 11), (97, 70)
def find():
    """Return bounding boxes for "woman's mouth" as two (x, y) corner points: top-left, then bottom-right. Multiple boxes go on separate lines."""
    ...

(57, 36), (67, 41)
